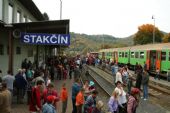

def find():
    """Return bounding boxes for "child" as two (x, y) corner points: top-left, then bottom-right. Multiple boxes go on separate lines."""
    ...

(42, 95), (56, 113)
(60, 83), (68, 113)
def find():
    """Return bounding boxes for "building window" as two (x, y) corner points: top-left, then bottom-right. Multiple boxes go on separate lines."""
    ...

(23, 16), (26, 22)
(17, 11), (21, 23)
(0, 0), (3, 20)
(8, 4), (13, 23)
(119, 52), (122, 57)
(16, 46), (21, 54)
(28, 49), (33, 57)
(131, 52), (134, 58)
(140, 52), (144, 59)
(0, 44), (4, 55)
(135, 52), (139, 58)
(161, 52), (166, 61)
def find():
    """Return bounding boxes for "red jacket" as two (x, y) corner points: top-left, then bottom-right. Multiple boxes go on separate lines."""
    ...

(29, 87), (42, 112)
(43, 89), (60, 103)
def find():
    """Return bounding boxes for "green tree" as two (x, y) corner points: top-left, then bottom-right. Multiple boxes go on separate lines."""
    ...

(162, 33), (170, 42)
(133, 24), (163, 45)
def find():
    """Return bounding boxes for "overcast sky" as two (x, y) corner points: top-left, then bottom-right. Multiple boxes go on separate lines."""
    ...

(33, 0), (170, 37)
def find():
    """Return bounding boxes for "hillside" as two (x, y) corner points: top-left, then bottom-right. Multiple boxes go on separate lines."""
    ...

(64, 32), (134, 55)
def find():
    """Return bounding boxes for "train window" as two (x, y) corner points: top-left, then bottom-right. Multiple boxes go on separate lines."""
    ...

(135, 52), (139, 58)
(0, 44), (4, 55)
(131, 52), (134, 58)
(125, 52), (128, 58)
(122, 52), (124, 57)
(161, 52), (166, 61)
(119, 52), (122, 57)
(140, 52), (144, 59)
(169, 52), (170, 61)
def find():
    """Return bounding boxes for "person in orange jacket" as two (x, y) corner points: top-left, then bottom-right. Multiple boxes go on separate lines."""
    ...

(76, 88), (85, 113)
(60, 83), (68, 113)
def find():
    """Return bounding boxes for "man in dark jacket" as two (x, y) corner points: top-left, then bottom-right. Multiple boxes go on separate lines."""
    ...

(72, 78), (81, 113)
(142, 70), (149, 100)
(15, 69), (27, 104)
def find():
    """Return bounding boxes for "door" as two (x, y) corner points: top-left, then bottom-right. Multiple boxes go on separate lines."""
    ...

(150, 50), (156, 70)
(146, 50), (150, 70)
(156, 50), (161, 70)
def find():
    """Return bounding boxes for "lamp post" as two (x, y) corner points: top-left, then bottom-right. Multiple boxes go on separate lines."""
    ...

(152, 15), (155, 44)
(60, 0), (62, 20)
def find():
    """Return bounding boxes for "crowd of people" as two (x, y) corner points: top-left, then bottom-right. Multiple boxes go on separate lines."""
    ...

(0, 55), (150, 113)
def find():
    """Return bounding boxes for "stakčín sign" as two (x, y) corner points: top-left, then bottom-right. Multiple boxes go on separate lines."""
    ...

(21, 33), (70, 45)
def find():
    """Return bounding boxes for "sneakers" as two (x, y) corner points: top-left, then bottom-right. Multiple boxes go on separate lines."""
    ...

(141, 96), (143, 99)
(144, 98), (147, 101)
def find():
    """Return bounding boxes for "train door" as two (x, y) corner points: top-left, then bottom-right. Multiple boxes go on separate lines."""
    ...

(156, 50), (161, 70)
(149, 50), (156, 70)
(146, 50), (150, 70)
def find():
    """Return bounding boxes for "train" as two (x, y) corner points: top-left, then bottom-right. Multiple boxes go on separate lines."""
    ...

(98, 43), (170, 76)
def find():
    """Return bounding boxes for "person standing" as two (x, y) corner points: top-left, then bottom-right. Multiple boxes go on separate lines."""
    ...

(108, 90), (119, 113)
(141, 70), (149, 100)
(155, 68), (160, 80)
(84, 90), (98, 113)
(60, 83), (68, 113)
(127, 88), (140, 113)
(29, 80), (44, 113)
(72, 78), (81, 113)
(2, 70), (15, 95)
(76, 88), (85, 113)
(135, 65), (143, 90)
(0, 82), (12, 113)
(114, 81), (127, 113)
(115, 69), (123, 84)
(15, 69), (27, 104)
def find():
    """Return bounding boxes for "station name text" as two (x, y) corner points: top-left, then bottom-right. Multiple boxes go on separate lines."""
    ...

(21, 33), (70, 45)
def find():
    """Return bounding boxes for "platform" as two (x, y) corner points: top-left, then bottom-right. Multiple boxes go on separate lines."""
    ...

(11, 79), (74, 113)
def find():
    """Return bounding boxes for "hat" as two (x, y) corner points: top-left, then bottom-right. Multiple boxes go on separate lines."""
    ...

(131, 87), (140, 95)
(47, 95), (56, 103)
(89, 81), (94, 87)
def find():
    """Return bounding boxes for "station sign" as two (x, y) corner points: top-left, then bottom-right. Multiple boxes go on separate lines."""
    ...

(21, 33), (70, 45)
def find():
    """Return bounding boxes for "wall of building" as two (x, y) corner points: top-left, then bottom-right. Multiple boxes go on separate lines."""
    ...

(0, 31), (10, 76)
(2, 0), (37, 23)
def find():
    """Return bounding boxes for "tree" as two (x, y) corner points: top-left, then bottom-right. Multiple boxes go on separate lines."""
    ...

(162, 33), (170, 42)
(133, 24), (163, 45)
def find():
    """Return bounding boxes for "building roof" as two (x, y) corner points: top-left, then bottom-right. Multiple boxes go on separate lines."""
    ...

(18, 0), (45, 21)
(12, 19), (70, 34)
(130, 43), (170, 51)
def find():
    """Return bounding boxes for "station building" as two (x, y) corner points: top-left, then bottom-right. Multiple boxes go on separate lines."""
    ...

(0, 0), (70, 75)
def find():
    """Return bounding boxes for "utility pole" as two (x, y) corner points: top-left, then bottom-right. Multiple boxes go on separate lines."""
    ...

(152, 15), (155, 44)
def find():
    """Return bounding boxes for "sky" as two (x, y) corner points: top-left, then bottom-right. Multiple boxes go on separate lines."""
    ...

(33, 0), (170, 38)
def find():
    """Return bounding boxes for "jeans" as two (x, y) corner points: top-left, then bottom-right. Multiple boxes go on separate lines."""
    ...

(143, 84), (148, 99)
(72, 98), (77, 113)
